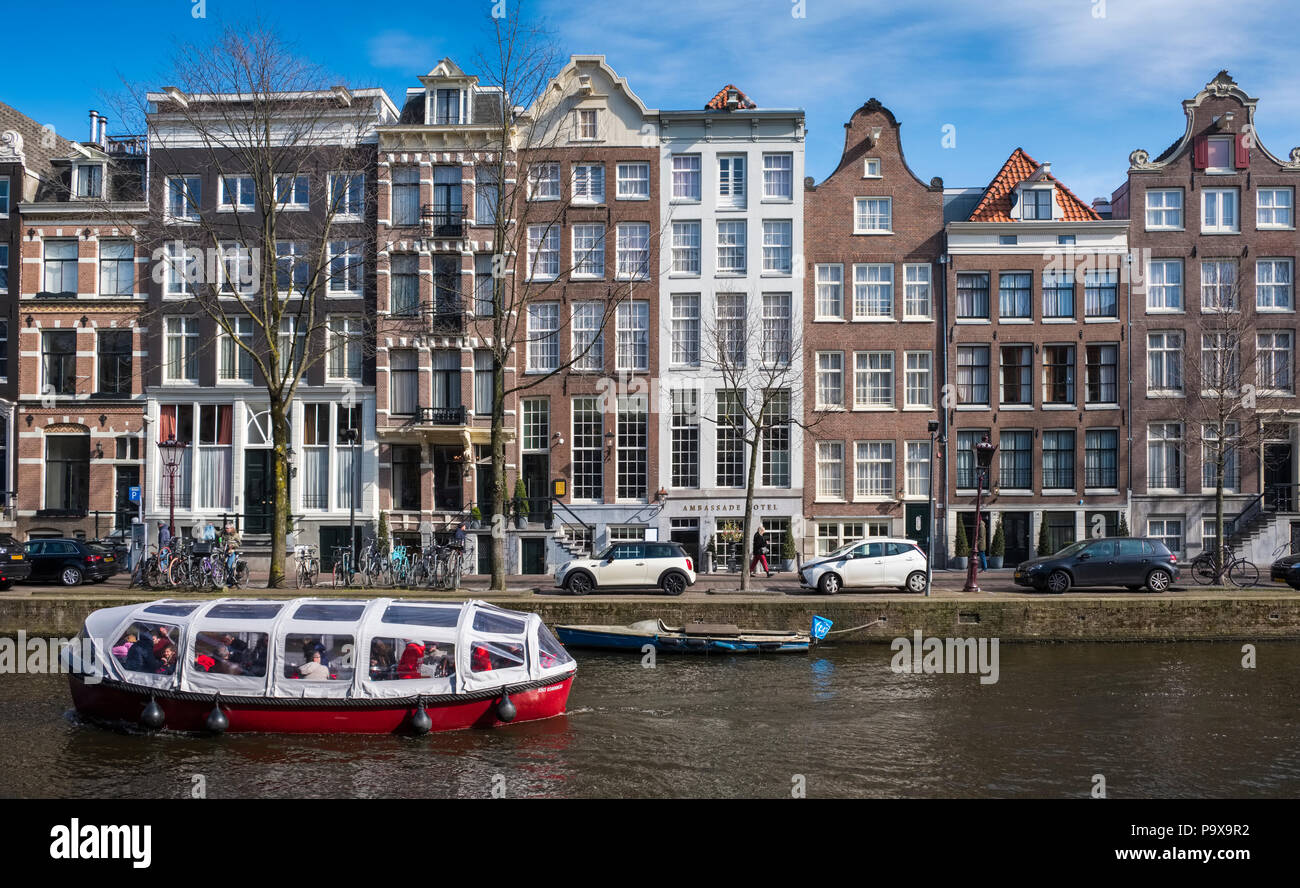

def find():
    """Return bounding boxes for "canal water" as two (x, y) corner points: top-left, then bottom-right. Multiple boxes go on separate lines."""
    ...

(0, 642), (1296, 798)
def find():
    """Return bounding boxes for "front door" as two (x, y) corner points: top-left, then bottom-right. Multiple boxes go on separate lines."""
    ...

(520, 537), (546, 575)
(1264, 443), (1294, 511)
(670, 519), (700, 566)
(522, 454), (549, 522)
(1002, 512), (1031, 566)
(114, 466), (139, 531)
(432, 445), (464, 512)
(905, 503), (931, 555)
(244, 451), (273, 535)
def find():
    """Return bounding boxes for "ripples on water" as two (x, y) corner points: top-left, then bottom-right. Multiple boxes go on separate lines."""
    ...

(0, 643), (1296, 798)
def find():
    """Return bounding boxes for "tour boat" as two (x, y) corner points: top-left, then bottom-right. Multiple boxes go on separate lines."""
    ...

(556, 619), (811, 654)
(62, 598), (576, 734)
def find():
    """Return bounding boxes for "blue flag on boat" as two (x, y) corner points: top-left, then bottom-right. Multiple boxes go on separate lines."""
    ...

(811, 616), (833, 640)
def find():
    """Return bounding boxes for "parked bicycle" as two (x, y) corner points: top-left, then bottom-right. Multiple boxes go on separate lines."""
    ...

(1191, 544), (1259, 587)
(295, 544), (320, 589)
(331, 546), (357, 588)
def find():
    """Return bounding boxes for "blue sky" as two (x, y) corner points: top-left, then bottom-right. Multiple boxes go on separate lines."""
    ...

(8, 0), (1300, 203)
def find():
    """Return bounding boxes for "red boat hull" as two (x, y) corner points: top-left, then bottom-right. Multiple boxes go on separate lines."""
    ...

(68, 675), (574, 734)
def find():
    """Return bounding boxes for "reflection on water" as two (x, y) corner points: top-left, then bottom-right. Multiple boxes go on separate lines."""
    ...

(1, 642), (1297, 798)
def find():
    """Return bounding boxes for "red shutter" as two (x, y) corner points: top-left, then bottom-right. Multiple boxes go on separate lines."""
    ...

(1192, 135), (1208, 169)
(1235, 132), (1250, 169)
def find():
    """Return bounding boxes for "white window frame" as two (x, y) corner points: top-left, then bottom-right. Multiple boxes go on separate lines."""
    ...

(670, 221), (701, 275)
(863, 158), (881, 179)
(1256, 258), (1293, 310)
(165, 175), (201, 223)
(1202, 188), (1239, 234)
(1145, 188), (1183, 230)
(903, 264), (932, 320)
(718, 154), (746, 210)
(615, 162), (650, 200)
(815, 264), (844, 320)
(528, 163), (561, 201)
(527, 225), (560, 281)
(816, 442), (846, 501)
(328, 171), (365, 220)
(1257, 187), (1294, 230)
(275, 174), (309, 210)
(1147, 331), (1184, 394)
(1147, 259), (1183, 311)
(616, 223), (650, 281)
(716, 220), (746, 274)
(571, 302), (604, 372)
(527, 302), (561, 372)
(571, 223), (605, 280)
(852, 263), (894, 320)
(816, 352), (844, 410)
(218, 175), (256, 212)
(904, 351), (932, 408)
(671, 154), (701, 202)
(761, 220), (792, 274)
(854, 351), (895, 409)
(854, 440), (895, 500)
(572, 163), (605, 205)
(762, 153), (793, 201)
(671, 294), (701, 366)
(854, 197), (892, 234)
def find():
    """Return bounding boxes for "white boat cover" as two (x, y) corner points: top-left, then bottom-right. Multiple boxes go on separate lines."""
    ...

(74, 598), (575, 699)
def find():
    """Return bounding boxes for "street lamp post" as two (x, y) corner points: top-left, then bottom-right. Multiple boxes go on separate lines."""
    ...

(927, 419), (942, 597)
(156, 437), (189, 541)
(342, 428), (360, 567)
(962, 434), (997, 595)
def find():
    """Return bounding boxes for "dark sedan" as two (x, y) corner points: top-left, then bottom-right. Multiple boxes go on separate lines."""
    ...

(1269, 554), (1300, 589)
(1014, 537), (1180, 593)
(21, 539), (116, 587)
(0, 535), (33, 590)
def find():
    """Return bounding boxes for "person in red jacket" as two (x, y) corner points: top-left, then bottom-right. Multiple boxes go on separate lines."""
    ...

(397, 641), (425, 679)
(471, 644), (493, 673)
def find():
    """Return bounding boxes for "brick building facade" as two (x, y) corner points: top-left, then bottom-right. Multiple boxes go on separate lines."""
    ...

(944, 149), (1130, 564)
(1115, 70), (1300, 563)
(803, 99), (943, 562)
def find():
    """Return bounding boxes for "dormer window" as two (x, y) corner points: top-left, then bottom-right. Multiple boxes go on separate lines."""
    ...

(1205, 136), (1234, 173)
(576, 108), (599, 141)
(863, 158), (881, 178)
(75, 163), (104, 199)
(1020, 188), (1053, 220)
(434, 88), (463, 125)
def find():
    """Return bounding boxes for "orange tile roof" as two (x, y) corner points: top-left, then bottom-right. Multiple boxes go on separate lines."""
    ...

(967, 147), (1100, 222)
(704, 84), (756, 110)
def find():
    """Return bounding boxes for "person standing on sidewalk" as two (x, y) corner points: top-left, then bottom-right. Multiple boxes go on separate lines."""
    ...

(750, 525), (773, 578)
(976, 519), (988, 572)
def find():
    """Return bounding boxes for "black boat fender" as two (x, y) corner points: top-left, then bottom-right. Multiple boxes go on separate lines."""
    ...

(496, 691), (517, 723)
(140, 695), (165, 730)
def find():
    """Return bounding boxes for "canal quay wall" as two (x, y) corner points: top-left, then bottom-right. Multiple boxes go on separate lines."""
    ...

(1, 590), (1299, 643)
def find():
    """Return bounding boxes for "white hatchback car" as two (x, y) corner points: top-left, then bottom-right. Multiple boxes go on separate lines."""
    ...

(800, 537), (929, 594)
(555, 541), (697, 596)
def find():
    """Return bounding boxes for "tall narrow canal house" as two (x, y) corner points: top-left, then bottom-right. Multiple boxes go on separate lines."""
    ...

(656, 85), (806, 568)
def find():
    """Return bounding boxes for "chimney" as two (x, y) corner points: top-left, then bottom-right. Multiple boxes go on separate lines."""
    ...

(88, 110), (99, 143)
(726, 88), (739, 111)
(98, 115), (109, 148)
(1092, 197), (1112, 218)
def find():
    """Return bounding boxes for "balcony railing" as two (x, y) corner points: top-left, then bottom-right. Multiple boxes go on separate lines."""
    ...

(422, 204), (467, 237)
(418, 406), (468, 426)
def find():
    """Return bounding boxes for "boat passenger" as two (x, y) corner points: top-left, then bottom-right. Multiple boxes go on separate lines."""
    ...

(210, 645), (245, 676)
(397, 641), (425, 679)
(111, 632), (137, 661)
(152, 626), (173, 657)
(124, 629), (162, 673)
(299, 651), (330, 681)
(470, 643), (492, 673)
(157, 645), (178, 675)
(420, 644), (453, 678)
(220, 633), (249, 664)
(195, 653), (216, 672)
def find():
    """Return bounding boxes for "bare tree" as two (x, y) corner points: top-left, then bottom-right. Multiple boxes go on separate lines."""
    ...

(699, 286), (811, 591)
(107, 27), (385, 586)
(1162, 268), (1296, 580)
(470, 10), (657, 590)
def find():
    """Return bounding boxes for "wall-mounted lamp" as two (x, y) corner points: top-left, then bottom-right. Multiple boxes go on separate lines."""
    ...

(551, 432), (564, 448)
(654, 486), (668, 505)
(604, 431), (615, 455)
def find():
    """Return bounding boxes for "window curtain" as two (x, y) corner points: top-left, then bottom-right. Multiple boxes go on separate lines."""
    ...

(304, 447), (328, 509)
(336, 446), (355, 510)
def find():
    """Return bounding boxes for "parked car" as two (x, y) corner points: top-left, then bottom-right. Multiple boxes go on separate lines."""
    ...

(555, 541), (696, 596)
(1013, 537), (1179, 593)
(20, 538), (116, 587)
(85, 543), (122, 579)
(0, 534), (33, 590)
(1269, 554), (1300, 588)
(800, 537), (929, 594)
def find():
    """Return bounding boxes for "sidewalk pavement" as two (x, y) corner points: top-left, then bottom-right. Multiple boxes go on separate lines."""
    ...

(6, 567), (1289, 599)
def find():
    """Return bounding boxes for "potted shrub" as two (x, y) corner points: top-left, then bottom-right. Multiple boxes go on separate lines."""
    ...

(1036, 519), (1052, 557)
(702, 536), (715, 574)
(781, 530), (797, 572)
(513, 479), (529, 530)
(378, 511), (390, 556)
(1117, 513), (1130, 536)
(951, 520), (970, 570)
(469, 506), (482, 530)
(988, 517), (1005, 569)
